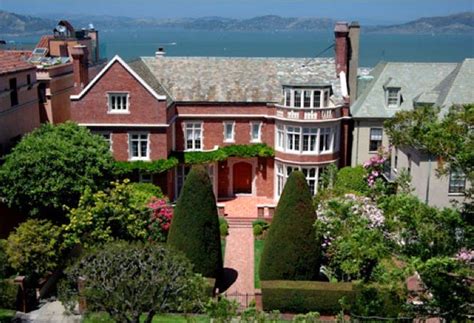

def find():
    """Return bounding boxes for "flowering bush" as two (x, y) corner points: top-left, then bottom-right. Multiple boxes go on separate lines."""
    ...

(147, 197), (173, 242)
(455, 248), (474, 263)
(315, 194), (390, 282)
(363, 148), (390, 187)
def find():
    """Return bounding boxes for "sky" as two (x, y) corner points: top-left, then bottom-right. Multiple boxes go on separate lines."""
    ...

(1, 0), (473, 24)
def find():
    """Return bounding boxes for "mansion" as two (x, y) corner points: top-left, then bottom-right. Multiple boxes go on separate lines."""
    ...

(69, 22), (360, 201)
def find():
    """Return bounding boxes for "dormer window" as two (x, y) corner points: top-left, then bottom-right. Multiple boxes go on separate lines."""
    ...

(386, 87), (401, 108)
(282, 87), (331, 109)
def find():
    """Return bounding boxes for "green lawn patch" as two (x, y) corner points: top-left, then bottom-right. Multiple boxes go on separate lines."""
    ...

(0, 309), (16, 323)
(254, 239), (265, 289)
(83, 312), (210, 323)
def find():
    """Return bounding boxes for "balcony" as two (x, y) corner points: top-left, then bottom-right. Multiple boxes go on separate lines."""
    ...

(275, 106), (341, 121)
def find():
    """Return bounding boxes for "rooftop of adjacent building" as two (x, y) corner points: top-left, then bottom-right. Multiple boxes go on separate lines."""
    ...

(351, 58), (474, 118)
(129, 56), (344, 104)
(0, 50), (35, 75)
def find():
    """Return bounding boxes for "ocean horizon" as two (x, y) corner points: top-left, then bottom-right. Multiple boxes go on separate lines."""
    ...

(6, 28), (474, 67)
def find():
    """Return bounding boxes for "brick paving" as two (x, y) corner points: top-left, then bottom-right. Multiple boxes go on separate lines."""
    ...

(220, 196), (276, 306)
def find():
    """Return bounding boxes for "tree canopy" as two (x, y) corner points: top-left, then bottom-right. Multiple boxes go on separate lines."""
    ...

(0, 122), (115, 221)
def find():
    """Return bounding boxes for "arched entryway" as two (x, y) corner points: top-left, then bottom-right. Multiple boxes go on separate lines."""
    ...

(232, 162), (252, 194)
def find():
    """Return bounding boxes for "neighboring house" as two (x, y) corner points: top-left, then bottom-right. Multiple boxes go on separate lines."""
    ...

(351, 59), (473, 207)
(0, 51), (40, 155)
(29, 20), (103, 124)
(70, 22), (361, 201)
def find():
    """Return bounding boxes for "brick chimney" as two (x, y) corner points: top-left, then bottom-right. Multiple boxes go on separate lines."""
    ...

(348, 21), (360, 104)
(71, 45), (89, 91)
(334, 22), (349, 78)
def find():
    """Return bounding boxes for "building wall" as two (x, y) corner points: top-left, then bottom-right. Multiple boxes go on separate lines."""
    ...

(0, 68), (40, 154)
(351, 119), (390, 166)
(393, 146), (468, 208)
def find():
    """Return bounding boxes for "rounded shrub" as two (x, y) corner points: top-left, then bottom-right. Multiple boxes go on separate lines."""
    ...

(6, 219), (63, 278)
(259, 171), (321, 281)
(334, 166), (369, 195)
(167, 165), (223, 279)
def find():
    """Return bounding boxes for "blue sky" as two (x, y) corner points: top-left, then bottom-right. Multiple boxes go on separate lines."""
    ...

(1, 0), (472, 24)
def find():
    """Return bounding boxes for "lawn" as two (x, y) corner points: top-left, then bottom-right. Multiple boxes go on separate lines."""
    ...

(254, 239), (265, 289)
(84, 312), (210, 323)
(0, 309), (15, 323)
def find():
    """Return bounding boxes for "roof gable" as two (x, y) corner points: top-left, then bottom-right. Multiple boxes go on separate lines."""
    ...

(70, 55), (167, 101)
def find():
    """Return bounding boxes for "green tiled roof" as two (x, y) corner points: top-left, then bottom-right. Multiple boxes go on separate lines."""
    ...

(351, 60), (474, 119)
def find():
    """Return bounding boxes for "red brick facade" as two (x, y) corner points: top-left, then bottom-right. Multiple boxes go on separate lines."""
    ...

(69, 23), (358, 201)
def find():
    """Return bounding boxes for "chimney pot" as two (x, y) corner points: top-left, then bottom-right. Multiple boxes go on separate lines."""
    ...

(71, 45), (89, 91)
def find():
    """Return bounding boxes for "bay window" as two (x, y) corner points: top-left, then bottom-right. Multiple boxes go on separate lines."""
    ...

(286, 126), (301, 152)
(282, 87), (331, 108)
(276, 162), (324, 197)
(276, 124), (336, 154)
(302, 127), (318, 152)
(319, 127), (332, 153)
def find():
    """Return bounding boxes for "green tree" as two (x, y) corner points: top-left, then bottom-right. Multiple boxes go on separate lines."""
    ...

(384, 104), (473, 192)
(0, 122), (114, 220)
(6, 219), (63, 278)
(63, 180), (159, 248)
(260, 171), (321, 281)
(334, 166), (369, 195)
(63, 242), (207, 323)
(167, 166), (223, 279)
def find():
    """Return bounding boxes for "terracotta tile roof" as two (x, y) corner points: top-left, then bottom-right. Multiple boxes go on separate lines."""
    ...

(0, 50), (35, 75)
(35, 35), (53, 50)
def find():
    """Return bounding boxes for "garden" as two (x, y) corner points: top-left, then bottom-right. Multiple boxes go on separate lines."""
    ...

(0, 105), (472, 322)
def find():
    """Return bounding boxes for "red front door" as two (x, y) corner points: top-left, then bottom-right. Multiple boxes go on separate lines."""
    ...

(233, 162), (252, 194)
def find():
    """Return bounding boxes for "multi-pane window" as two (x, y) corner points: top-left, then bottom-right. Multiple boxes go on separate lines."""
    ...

(449, 170), (466, 194)
(223, 122), (235, 142)
(250, 122), (262, 142)
(129, 133), (149, 160)
(302, 127), (318, 152)
(369, 128), (383, 152)
(282, 88), (330, 108)
(319, 127), (332, 153)
(276, 163), (321, 197)
(303, 90), (312, 108)
(294, 90), (302, 108)
(276, 124), (335, 154)
(387, 88), (400, 107)
(108, 93), (129, 112)
(185, 122), (202, 151)
(286, 126), (301, 152)
(314, 91), (321, 108)
(302, 167), (318, 196)
(277, 125), (285, 149)
(101, 133), (112, 151)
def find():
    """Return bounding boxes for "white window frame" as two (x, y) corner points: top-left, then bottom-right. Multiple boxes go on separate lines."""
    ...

(250, 122), (262, 143)
(184, 121), (203, 151)
(282, 87), (330, 108)
(223, 121), (235, 143)
(107, 92), (130, 113)
(319, 127), (332, 153)
(301, 167), (318, 196)
(128, 132), (150, 161)
(302, 127), (318, 153)
(277, 124), (285, 150)
(93, 131), (113, 152)
(275, 123), (336, 155)
(386, 87), (401, 108)
(286, 126), (301, 152)
(448, 169), (466, 194)
(275, 162), (321, 198)
(369, 128), (383, 152)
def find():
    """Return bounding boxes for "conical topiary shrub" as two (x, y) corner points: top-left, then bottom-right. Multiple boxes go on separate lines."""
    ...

(167, 165), (223, 278)
(259, 171), (321, 280)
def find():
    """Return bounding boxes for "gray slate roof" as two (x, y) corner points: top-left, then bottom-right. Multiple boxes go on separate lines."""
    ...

(134, 56), (342, 104)
(351, 59), (474, 119)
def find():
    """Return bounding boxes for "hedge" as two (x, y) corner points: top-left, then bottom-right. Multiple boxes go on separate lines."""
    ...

(0, 279), (17, 310)
(261, 280), (355, 314)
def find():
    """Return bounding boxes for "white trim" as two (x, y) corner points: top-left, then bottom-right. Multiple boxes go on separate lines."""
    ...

(250, 121), (262, 143)
(223, 121), (236, 143)
(70, 55), (167, 101)
(92, 130), (113, 152)
(274, 157), (339, 165)
(178, 113), (346, 123)
(78, 123), (170, 128)
(107, 91), (130, 114)
(183, 121), (203, 151)
(128, 132), (151, 161)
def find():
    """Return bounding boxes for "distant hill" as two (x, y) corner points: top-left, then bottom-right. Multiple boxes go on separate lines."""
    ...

(368, 12), (474, 34)
(0, 11), (54, 35)
(1, 11), (473, 36)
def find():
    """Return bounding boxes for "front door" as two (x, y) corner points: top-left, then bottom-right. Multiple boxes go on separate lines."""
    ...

(233, 162), (252, 194)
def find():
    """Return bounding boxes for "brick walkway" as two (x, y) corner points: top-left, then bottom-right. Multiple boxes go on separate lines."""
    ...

(220, 196), (276, 306)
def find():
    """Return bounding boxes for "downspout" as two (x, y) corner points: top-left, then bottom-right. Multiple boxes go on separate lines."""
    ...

(355, 120), (360, 164)
(425, 155), (432, 204)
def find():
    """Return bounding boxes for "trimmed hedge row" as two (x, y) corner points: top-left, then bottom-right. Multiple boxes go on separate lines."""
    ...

(261, 280), (355, 314)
